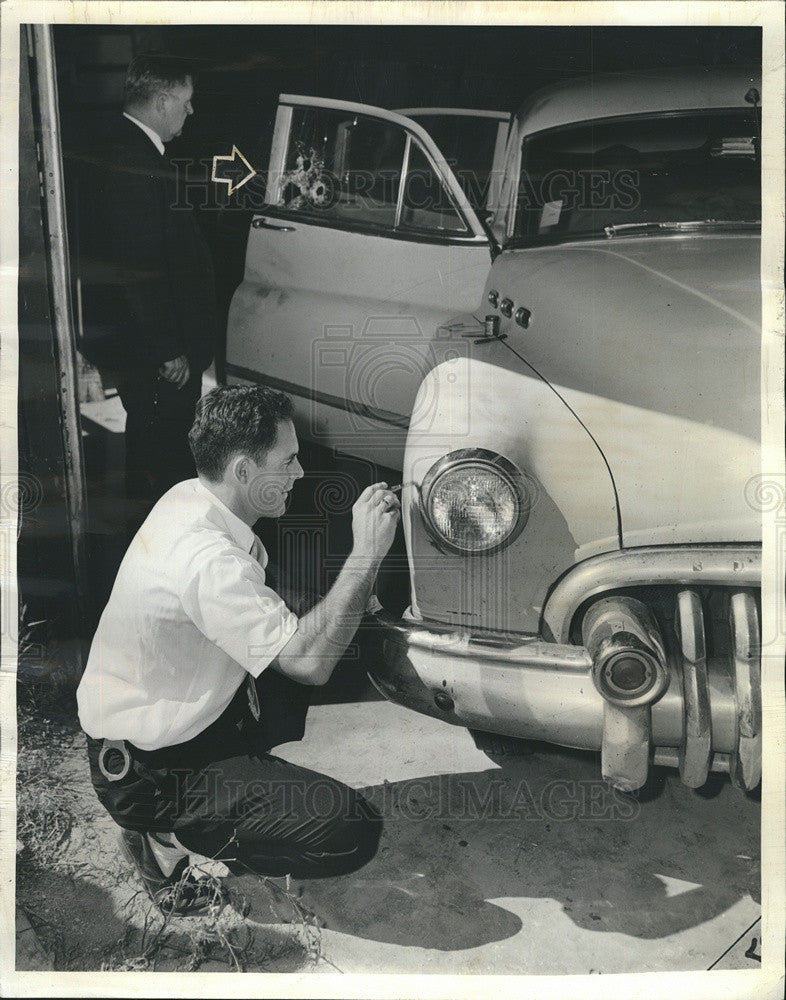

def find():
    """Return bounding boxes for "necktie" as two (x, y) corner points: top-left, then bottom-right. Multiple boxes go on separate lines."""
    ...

(246, 538), (261, 721)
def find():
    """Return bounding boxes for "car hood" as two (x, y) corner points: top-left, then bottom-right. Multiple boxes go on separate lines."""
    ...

(491, 232), (760, 439)
(486, 232), (761, 544)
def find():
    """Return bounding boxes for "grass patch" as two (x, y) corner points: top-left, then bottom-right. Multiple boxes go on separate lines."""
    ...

(16, 676), (82, 874)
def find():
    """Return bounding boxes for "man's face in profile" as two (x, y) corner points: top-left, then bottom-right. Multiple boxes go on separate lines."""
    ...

(159, 77), (194, 141)
(246, 419), (304, 519)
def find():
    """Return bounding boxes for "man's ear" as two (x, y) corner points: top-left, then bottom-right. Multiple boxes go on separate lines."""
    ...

(230, 455), (249, 485)
(154, 92), (167, 116)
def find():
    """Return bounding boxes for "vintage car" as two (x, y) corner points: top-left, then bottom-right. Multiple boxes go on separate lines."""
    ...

(226, 67), (762, 793)
(370, 67), (763, 794)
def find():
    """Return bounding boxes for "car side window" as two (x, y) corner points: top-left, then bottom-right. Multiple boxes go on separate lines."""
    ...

(274, 106), (468, 237)
(399, 141), (468, 235)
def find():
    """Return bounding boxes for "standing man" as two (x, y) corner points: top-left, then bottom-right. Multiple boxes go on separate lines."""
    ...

(77, 385), (399, 914)
(78, 53), (217, 523)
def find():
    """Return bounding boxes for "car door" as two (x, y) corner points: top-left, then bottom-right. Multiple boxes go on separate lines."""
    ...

(393, 108), (510, 218)
(225, 95), (492, 467)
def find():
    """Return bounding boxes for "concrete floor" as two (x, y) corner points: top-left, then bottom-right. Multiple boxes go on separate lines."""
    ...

(228, 698), (762, 975)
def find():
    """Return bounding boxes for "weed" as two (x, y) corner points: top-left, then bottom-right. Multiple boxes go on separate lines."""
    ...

(103, 849), (324, 972)
(16, 684), (81, 875)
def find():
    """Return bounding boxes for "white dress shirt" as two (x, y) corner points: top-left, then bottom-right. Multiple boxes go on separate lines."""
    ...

(77, 479), (299, 750)
(123, 111), (166, 155)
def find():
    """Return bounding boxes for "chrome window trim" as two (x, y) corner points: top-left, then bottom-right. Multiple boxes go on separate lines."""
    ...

(249, 205), (489, 247)
(395, 133), (411, 230)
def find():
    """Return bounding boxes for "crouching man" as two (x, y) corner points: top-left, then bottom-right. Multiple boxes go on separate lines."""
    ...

(77, 385), (400, 914)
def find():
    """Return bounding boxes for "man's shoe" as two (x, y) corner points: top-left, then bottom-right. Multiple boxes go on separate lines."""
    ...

(118, 829), (224, 916)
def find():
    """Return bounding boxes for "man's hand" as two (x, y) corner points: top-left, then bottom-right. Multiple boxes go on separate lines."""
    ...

(158, 354), (190, 389)
(351, 482), (401, 566)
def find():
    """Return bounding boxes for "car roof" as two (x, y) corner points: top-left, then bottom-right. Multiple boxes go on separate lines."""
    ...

(514, 66), (762, 136)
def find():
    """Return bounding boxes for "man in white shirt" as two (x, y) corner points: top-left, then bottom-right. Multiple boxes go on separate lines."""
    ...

(77, 385), (399, 914)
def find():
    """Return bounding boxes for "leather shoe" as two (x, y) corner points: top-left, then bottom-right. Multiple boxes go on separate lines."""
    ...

(118, 829), (224, 916)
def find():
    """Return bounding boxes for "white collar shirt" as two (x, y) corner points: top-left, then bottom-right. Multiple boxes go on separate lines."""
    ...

(123, 111), (166, 156)
(77, 479), (299, 751)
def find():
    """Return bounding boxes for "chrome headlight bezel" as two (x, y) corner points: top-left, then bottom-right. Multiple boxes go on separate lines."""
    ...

(419, 448), (531, 556)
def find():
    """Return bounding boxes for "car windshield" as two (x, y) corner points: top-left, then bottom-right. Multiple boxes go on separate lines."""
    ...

(509, 110), (760, 246)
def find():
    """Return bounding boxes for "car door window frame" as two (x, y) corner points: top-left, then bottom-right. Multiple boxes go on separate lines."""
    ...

(394, 108), (511, 216)
(261, 95), (489, 247)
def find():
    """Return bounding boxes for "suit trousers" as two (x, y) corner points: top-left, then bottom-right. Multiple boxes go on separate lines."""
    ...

(85, 674), (382, 880)
(116, 371), (201, 526)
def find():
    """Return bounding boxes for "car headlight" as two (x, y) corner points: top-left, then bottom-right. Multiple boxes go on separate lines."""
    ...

(420, 449), (531, 555)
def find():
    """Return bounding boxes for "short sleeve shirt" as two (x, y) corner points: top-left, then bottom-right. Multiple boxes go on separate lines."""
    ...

(77, 479), (299, 750)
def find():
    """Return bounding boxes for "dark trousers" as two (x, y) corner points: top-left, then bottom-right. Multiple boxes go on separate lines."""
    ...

(116, 371), (201, 527)
(86, 672), (382, 879)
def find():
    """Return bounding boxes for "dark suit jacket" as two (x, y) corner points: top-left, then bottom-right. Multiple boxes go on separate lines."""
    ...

(77, 114), (216, 375)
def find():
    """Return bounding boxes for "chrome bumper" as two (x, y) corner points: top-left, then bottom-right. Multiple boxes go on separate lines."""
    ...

(368, 609), (749, 790)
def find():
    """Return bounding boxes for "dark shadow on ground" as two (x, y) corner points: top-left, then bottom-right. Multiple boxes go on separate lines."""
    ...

(17, 868), (131, 970)
(228, 745), (760, 952)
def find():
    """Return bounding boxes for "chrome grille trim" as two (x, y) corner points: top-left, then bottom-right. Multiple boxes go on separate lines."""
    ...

(544, 545), (761, 645)
(729, 590), (762, 791)
(675, 589), (713, 788)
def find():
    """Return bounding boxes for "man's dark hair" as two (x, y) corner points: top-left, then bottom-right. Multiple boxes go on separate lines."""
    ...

(124, 53), (194, 107)
(189, 385), (295, 482)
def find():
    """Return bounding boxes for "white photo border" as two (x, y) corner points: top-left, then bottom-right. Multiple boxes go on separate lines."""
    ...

(1, 2), (783, 998)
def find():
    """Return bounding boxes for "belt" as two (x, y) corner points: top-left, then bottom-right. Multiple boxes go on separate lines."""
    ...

(93, 683), (255, 780)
